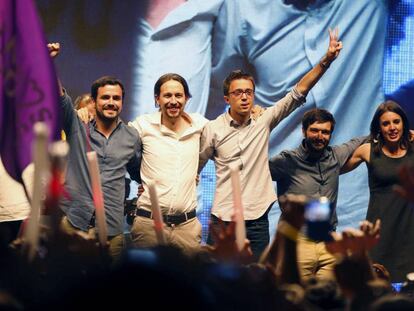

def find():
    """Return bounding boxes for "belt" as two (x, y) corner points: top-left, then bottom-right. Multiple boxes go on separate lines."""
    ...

(136, 208), (196, 226)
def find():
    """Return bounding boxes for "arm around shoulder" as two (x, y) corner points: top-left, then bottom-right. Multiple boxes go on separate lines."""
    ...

(127, 138), (142, 184)
(340, 143), (370, 174)
(269, 152), (289, 181)
(128, 117), (144, 138)
(198, 123), (215, 173)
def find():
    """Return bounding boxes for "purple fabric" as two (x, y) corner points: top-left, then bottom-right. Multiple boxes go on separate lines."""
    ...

(0, 0), (61, 182)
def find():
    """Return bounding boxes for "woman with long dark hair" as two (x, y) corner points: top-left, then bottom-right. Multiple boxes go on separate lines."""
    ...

(342, 100), (414, 282)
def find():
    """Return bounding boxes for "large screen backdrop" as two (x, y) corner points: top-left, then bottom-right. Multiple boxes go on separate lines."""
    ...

(37, 0), (414, 241)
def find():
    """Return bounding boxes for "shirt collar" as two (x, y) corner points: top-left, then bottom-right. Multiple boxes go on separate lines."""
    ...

(90, 118), (123, 137)
(140, 1), (198, 36)
(91, 117), (122, 127)
(224, 110), (252, 127)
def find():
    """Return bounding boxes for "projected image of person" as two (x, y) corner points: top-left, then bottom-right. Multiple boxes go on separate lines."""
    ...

(341, 101), (414, 282)
(130, 0), (224, 117)
(209, 0), (388, 230)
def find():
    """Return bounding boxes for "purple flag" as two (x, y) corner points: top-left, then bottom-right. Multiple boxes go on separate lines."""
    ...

(0, 0), (61, 182)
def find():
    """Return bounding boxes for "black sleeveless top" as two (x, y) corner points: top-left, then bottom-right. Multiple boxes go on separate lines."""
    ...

(367, 141), (414, 282)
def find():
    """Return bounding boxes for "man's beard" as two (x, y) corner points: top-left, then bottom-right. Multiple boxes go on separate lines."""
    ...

(164, 103), (183, 118)
(96, 107), (119, 122)
(305, 137), (329, 153)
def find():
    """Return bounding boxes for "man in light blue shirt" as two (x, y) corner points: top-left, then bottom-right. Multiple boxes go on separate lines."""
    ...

(209, 0), (387, 229)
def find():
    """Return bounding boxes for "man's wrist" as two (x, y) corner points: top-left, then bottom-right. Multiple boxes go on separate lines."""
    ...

(319, 56), (332, 69)
(278, 221), (299, 242)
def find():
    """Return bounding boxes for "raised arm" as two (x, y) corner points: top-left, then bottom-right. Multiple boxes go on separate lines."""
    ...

(296, 28), (342, 96)
(333, 136), (369, 169)
(340, 143), (370, 174)
(47, 42), (64, 96)
(260, 194), (305, 285)
(48, 42), (78, 135)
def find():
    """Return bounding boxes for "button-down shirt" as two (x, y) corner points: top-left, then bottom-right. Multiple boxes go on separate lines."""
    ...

(60, 93), (141, 236)
(269, 137), (367, 229)
(209, 0), (386, 228)
(129, 111), (207, 215)
(199, 88), (305, 221)
(131, 0), (224, 117)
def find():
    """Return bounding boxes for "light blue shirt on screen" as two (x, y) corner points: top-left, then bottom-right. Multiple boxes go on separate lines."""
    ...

(131, 0), (224, 118)
(209, 0), (387, 229)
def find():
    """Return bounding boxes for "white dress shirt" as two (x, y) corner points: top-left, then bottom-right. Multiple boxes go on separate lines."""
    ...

(129, 111), (208, 215)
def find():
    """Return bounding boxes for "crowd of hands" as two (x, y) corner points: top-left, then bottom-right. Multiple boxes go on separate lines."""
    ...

(1, 163), (413, 309)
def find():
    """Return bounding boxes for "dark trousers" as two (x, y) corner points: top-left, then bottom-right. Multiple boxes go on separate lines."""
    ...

(0, 220), (22, 247)
(208, 206), (271, 260)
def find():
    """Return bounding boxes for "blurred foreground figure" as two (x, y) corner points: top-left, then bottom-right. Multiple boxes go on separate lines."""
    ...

(0, 158), (33, 247)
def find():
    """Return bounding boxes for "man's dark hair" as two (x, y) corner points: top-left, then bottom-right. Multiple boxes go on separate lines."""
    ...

(153, 73), (192, 98)
(223, 70), (255, 96)
(91, 76), (125, 101)
(302, 108), (336, 133)
(370, 100), (411, 154)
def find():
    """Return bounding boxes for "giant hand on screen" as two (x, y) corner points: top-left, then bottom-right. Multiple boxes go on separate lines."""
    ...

(325, 28), (342, 63)
(47, 42), (60, 58)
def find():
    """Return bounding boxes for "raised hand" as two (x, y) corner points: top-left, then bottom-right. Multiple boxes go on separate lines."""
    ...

(278, 194), (306, 230)
(359, 219), (381, 251)
(326, 220), (380, 257)
(47, 42), (60, 58)
(209, 218), (253, 264)
(326, 27), (342, 62)
(76, 107), (91, 124)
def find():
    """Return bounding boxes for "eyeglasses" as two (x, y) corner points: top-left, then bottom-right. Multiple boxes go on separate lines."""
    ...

(229, 88), (254, 97)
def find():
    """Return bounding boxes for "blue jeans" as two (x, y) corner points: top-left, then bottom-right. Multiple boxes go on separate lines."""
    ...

(209, 205), (271, 259)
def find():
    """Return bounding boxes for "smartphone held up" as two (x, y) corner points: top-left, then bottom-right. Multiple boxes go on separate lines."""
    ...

(304, 196), (333, 242)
